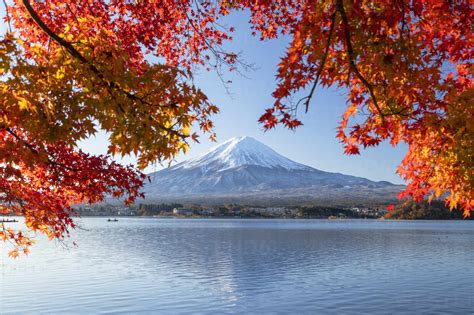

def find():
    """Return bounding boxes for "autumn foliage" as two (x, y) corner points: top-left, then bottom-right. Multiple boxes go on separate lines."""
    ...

(1, 0), (221, 256)
(240, 0), (472, 214)
(1, 0), (472, 256)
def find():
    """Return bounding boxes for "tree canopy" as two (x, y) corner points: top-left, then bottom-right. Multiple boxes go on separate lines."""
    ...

(1, 0), (472, 257)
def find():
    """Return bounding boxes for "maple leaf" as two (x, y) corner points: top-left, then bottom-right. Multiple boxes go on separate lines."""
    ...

(235, 0), (473, 216)
(1, 0), (473, 258)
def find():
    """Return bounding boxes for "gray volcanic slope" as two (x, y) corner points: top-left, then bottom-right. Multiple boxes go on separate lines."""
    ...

(142, 136), (402, 203)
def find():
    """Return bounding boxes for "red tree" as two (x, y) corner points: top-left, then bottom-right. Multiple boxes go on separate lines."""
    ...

(1, 0), (472, 257)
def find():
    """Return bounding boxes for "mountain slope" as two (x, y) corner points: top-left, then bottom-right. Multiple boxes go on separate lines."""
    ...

(143, 136), (400, 201)
(172, 136), (310, 172)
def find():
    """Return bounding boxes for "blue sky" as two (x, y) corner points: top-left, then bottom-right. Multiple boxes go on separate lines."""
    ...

(1, 10), (407, 184)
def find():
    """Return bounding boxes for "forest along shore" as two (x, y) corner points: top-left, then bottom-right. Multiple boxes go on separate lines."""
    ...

(68, 200), (467, 220)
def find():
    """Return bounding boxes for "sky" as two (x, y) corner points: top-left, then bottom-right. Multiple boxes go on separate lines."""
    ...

(1, 9), (407, 184)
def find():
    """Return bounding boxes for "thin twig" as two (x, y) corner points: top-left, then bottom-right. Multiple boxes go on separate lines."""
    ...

(304, 11), (337, 113)
(2, 0), (12, 33)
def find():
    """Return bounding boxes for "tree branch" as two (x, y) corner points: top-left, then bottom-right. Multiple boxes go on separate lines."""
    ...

(4, 127), (40, 155)
(21, 0), (186, 139)
(1, 126), (79, 172)
(2, 0), (12, 33)
(336, 0), (385, 121)
(303, 11), (337, 113)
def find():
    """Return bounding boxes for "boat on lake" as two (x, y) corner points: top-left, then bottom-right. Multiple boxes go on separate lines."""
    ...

(0, 219), (18, 223)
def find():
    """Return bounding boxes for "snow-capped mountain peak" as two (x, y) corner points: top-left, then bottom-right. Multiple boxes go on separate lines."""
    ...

(174, 136), (308, 172)
(143, 135), (399, 200)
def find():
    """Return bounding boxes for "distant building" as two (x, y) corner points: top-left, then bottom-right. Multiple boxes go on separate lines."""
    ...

(172, 208), (193, 216)
(200, 209), (215, 216)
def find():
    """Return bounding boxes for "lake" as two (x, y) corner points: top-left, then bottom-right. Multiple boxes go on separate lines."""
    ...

(1, 218), (473, 314)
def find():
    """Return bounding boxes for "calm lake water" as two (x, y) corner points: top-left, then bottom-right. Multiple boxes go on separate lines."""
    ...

(1, 218), (473, 314)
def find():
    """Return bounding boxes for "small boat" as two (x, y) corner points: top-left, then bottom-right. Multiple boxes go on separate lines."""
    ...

(0, 219), (19, 223)
(107, 218), (119, 222)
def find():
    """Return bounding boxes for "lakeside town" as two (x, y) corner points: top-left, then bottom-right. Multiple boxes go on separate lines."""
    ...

(70, 200), (469, 220)
(74, 203), (389, 219)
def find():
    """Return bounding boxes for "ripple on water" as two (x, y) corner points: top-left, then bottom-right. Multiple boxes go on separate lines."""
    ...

(1, 219), (473, 314)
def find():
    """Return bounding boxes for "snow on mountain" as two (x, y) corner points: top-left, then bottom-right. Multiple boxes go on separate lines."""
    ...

(143, 136), (399, 200)
(173, 136), (309, 173)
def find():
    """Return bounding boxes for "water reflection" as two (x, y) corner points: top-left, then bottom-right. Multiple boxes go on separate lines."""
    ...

(1, 219), (473, 314)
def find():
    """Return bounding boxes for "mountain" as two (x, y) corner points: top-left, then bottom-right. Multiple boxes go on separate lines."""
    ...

(143, 136), (402, 204)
